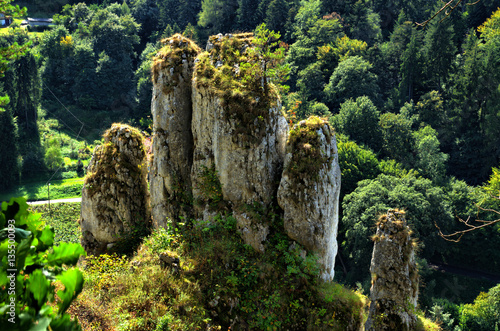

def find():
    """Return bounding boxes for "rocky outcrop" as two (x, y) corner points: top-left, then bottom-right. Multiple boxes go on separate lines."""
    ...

(150, 33), (340, 269)
(190, 33), (288, 252)
(150, 34), (200, 228)
(81, 124), (150, 255)
(277, 117), (341, 281)
(365, 209), (419, 331)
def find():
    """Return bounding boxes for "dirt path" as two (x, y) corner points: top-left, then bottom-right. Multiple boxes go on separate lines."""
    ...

(27, 198), (82, 205)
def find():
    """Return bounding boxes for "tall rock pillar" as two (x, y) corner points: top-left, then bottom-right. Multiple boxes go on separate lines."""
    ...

(191, 33), (288, 252)
(365, 209), (419, 331)
(277, 117), (341, 281)
(80, 124), (150, 255)
(150, 34), (200, 228)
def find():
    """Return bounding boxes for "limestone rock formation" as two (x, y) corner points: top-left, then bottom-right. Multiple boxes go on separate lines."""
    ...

(81, 124), (150, 255)
(190, 33), (288, 252)
(150, 33), (340, 267)
(365, 209), (419, 331)
(277, 117), (341, 281)
(150, 34), (200, 228)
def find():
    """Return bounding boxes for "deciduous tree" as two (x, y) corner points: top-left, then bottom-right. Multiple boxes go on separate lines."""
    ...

(324, 55), (378, 110)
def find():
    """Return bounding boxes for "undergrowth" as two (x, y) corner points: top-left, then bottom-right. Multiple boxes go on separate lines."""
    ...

(194, 164), (223, 210)
(30, 202), (81, 244)
(70, 211), (369, 330)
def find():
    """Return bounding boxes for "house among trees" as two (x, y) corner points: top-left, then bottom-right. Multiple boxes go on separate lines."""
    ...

(0, 13), (13, 26)
(20, 17), (53, 28)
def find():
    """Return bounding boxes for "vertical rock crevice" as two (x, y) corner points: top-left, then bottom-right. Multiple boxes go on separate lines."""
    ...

(365, 209), (419, 331)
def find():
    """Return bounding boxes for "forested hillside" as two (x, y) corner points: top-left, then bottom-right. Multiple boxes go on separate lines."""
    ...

(1, 0), (500, 329)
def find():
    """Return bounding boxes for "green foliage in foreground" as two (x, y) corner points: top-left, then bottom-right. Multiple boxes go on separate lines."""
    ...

(459, 284), (500, 331)
(0, 197), (85, 330)
(428, 283), (500, 331)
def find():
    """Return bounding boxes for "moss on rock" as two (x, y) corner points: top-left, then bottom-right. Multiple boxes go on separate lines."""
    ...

(193, 33), (280, 145)
(365, 209), (419, 331)
(152, 34), (201, 94)
(286, 116), (333, 182)
(81, 123), (150, 255)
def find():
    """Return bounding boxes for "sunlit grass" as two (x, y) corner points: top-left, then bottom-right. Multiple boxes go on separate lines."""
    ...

(0, 177), (84, 202)
(417, 311), (443, 331)
(30, 202), (81, 244)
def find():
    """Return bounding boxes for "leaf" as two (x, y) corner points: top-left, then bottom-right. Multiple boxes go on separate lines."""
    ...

(16, 237), (33, 271)
(36, 227), (54, 250)
(28, 316), (51, 331)
(23, 213), (43, 234)
(56, 268), (84, 314)
(49, 313), (82, 331)
(45, 242), (86, 267)
(0, 267), (7, 287)
(28, 269), (50, 307)
(0, 227), (31, 242)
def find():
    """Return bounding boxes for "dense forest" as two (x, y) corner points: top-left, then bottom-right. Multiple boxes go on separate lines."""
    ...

(1, 0), (500, 329)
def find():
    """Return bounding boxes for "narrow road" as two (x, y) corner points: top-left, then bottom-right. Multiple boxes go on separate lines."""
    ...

(28, 198), (82, 205)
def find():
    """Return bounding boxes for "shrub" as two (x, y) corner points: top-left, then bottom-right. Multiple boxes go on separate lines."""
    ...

(0, 197), (85, 330)
(459, 284), (500, 331)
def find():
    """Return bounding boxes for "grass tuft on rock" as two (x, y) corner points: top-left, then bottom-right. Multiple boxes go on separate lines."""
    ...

(286, 116), (334, 182)
(194, 33), (281, 146)
(152, 33), (201, 93)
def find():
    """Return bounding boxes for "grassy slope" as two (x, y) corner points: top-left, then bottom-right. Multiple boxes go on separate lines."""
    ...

(1, 116), (93, 203)
(35, 202), (437, 331)
(30, 202), (81, 244)
(25, 201), (440, 330)
(0, 177), (84, 202)
(70, 214), (370, 330)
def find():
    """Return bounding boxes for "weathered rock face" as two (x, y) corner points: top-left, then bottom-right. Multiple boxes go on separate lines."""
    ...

(365, 209), (419, 331)
(190, 33), (288, 252)
(190, 84), (287, 251)
(277, 117), (341, 281)
(81, 124), (150, 255)
(150, 34), (200, 228)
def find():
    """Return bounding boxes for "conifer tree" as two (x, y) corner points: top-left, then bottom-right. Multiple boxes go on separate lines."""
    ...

(423, 16), (456, 91)
(0, 106), (20, 191)
(398, 33), (421, 103)
(265, 0), (288, 36)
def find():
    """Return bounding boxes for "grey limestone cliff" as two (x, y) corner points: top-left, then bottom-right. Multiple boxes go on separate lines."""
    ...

(190, 33), (288, 252)
(149, 34), (200, 228)
(149, 33), (341, 273)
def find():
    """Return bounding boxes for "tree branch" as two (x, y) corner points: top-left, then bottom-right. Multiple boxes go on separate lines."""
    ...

(435, 198), (500, 242)
(416, 0), (481, 27)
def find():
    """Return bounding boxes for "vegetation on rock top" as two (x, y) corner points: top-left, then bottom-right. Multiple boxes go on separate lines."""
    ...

(194, 25), (289, 145)
(84, 123), (146, 198)
(151, 33), (201, 93)
(285, 116), (333, 182)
